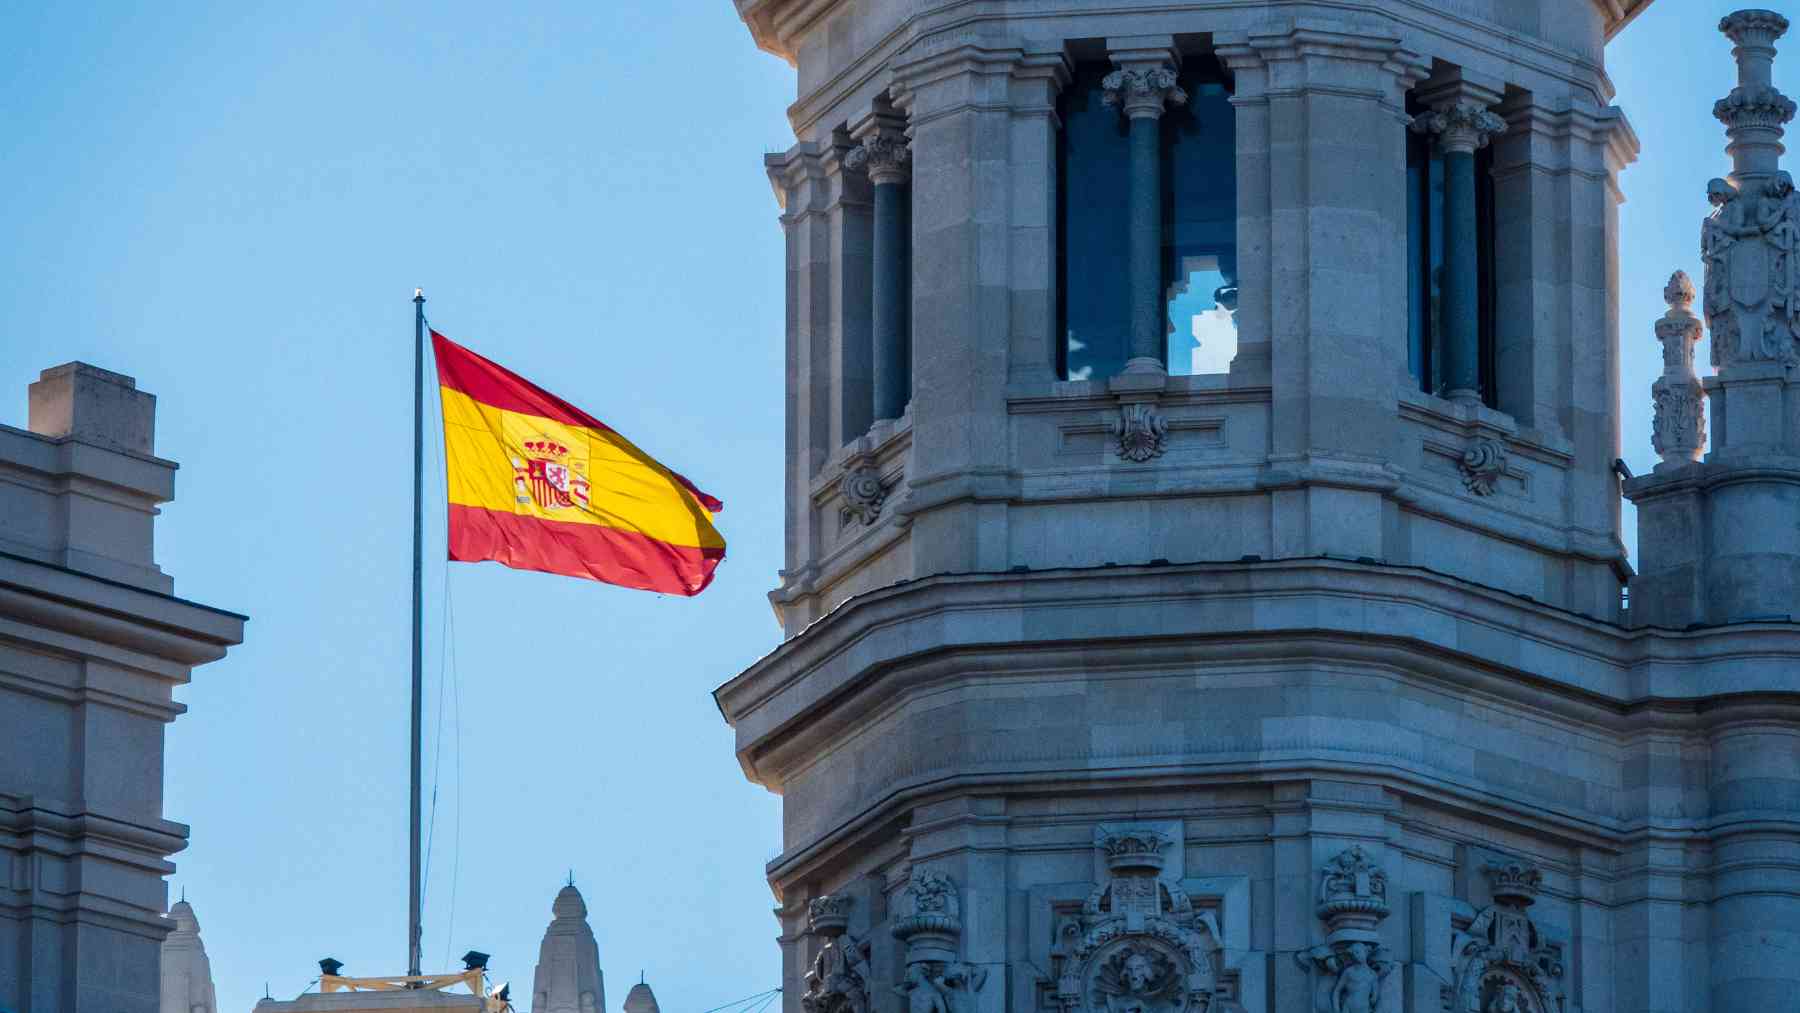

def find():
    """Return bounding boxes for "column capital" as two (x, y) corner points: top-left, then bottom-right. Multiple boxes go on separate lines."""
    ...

(1411, 100), (1506, 155)
(1104, 36), (1183, 120)
(847, 115), (911, 186)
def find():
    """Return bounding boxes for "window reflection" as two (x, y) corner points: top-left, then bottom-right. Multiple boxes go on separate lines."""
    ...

(1057, 55), (1237, 380)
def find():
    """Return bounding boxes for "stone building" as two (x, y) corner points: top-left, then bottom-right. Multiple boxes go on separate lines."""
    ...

(1, 364), (246, 1013)
(717, 2), (1800, 1013)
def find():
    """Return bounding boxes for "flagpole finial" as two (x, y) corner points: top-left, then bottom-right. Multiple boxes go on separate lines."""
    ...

(414, 287), (425, 302)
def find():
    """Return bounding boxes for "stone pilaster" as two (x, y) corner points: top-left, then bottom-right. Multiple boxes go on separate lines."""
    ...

(1103, 38), (1184, 376)
(890, 45), (1027, 576)
(766, 142), (832, 614)
(1214, 25), (1427, 561)
(1412, 79), (1505, 407)
(1005, 48), (1070, 386)
(825, 135), (874, 447)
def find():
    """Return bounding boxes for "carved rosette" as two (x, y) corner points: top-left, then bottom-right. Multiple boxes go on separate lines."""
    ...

(1459, 438), (1508, 496)
(1297, 847), (1396, 1013)
(803, 895), (872, 1013)
(845, 133), (911, 186)
(1052, 829), (1223, 1013)
(1442, 861), (1564, 1013)
(1102, 66), (1187, 120)
(1409, 102), (1506, 154)
(839, 463), (887, 526)
(1114, 403), (1169, 462)
(1651, 271), (1707, 465)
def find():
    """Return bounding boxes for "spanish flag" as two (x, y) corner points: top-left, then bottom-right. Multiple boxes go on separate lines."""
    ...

(432, 330), (725, 595)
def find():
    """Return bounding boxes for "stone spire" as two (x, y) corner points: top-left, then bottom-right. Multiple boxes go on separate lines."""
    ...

(160, 899), (218, 1013)
(531, 885), (606, 1013)
(621, 982), (661, 1013)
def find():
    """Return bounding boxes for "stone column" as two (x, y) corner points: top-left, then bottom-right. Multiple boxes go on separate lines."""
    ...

(1412, 88), (1504, 406)
(849, 115), (912, 422)
(1104, 39), (1185, 376)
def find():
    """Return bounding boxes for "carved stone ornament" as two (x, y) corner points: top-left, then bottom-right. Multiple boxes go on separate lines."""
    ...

(891, 870), (983, 1013)
(1441, 861), (1565, 1013)
(839, 463), (888, 526)
(1296, 847), (1396, 1013)
(893, 867), (963, 963)
(1651, 271), (1707, 465)
(1052, 829), (1223, 1013)
(845, 133), (911, 186)
(1458, 438), (1508, 496)
(802, 895), (873, 1013)
(1702, 171), (1800, 366)
(1408, 102), (1506, 155)
(1102, 66), (1187, 120)
(1114, 403), (1169, 463)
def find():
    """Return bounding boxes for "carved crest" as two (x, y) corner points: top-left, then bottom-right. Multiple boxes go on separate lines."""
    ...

(1114, 403), (1169, 463)
(1459, 439), (1508, 496)
(1441, 862), (1564, 1013)
(1052, 829), (1223, 1013)
(839, 463), (888, 526)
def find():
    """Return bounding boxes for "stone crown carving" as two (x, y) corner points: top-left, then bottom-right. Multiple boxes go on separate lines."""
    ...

(1483, 861), (1543, 908)
(1103, 66), (1187, 119)
(1100, 828), (1171, 873)
(1299, 847), (1395, 1013)
(1410, 102), (1506, 154)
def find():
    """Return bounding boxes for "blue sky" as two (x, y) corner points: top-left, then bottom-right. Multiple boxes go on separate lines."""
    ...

(0, 3), (1785, 1012)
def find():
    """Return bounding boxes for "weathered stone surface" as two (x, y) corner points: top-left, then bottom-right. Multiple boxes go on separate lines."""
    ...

(1, 365), (246, 1013)
(729, 2), (1800, 1012)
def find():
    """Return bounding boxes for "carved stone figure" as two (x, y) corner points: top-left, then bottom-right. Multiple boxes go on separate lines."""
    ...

(1330, 943), (1383, 1013)
(802, 895), (873, 1013)
(1114, 403), (1169, 462)
(893, 965), (948, 1013)
(1299, 847), (1396, 1013)
(1485, 983), (1526, 1013)
(1459, 439), (1507, 496)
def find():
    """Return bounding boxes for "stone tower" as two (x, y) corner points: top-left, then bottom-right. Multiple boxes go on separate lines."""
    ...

(159, 901), (218, 1013)
(530, 886), (606, 1013)
(0, 363), (245, 1013)
(720, 1), (1800, 1012)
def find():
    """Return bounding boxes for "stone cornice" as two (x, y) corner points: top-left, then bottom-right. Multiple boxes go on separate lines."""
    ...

(717, 559), (1800, 776)
(748, 2), (1628, 139)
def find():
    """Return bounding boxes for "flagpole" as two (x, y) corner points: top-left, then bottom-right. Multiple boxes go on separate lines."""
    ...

(410, 288), (425, 978)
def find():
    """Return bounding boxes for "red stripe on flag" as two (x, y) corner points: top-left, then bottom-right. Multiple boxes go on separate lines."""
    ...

(447, 504), (724, 596)
(431, 330), (724, 514)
